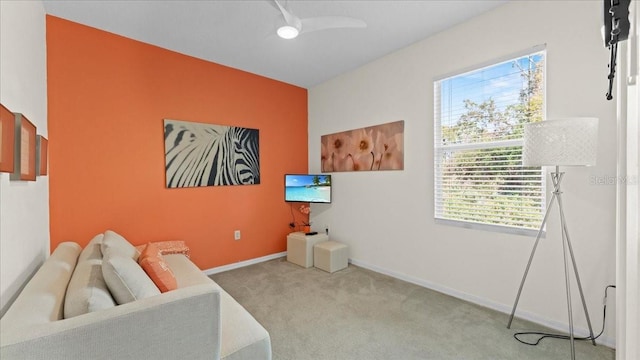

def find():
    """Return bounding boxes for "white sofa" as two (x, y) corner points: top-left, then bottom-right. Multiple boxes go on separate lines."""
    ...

(0, 234), (271, 360)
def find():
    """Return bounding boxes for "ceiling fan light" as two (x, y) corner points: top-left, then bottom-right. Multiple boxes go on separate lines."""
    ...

(277, 25), (299, 39)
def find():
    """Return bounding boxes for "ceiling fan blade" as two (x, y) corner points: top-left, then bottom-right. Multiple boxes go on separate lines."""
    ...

(301, 16), (367, 34)
(273, 0), (301, 29)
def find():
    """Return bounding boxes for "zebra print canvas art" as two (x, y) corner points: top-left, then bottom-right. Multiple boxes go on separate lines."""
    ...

(164, 119), (260, 188)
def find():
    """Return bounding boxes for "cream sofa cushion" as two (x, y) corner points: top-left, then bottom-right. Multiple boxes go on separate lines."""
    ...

(78, 233), (103, 261)
(1, 242), (81, 326)
(102, 248), (160, 304)
(101, 230), (140, 261)
(64, 234), (116, 318)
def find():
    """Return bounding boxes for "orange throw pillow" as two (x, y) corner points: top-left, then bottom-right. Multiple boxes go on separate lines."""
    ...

(138, 243), (177, 292)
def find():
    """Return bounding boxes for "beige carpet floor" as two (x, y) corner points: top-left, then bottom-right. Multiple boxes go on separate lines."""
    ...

(210, 257), (615, 360)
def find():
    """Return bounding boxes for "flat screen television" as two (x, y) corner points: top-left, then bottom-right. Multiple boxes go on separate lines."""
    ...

(285, 174), (332, 203)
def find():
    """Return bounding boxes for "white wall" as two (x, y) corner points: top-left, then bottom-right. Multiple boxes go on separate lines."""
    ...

(309, 1), (618, 346)
(0, 0), (49, 315)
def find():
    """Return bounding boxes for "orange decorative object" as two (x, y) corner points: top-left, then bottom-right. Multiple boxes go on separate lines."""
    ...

(303, 225), (311, 233)
(138, 243), (178, 293)
(135, 240), (191, 258)
(0, 104), (15, 173)
(10, 113), (36, 181)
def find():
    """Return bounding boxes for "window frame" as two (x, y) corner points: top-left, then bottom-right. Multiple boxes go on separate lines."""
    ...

(433, 45), (547, 237)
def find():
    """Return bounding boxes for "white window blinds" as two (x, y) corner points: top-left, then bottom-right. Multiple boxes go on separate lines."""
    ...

(434, 50), (545, 234)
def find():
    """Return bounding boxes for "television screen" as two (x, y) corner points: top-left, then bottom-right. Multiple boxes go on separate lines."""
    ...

(285, 174), (332, 203)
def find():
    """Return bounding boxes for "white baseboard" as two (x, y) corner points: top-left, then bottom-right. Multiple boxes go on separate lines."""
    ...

(203, 251), (287, 276)
(348, 258), (615, 349)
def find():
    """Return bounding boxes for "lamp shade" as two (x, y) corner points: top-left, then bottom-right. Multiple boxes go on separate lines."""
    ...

(523, 118), (599, 167)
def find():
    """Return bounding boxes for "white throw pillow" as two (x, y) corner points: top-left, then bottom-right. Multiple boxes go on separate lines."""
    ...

(101, 230), (140, 261)
(102, 248), (160, 304)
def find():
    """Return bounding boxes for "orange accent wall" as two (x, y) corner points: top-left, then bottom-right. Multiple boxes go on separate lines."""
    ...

(47, 16), (308, 269)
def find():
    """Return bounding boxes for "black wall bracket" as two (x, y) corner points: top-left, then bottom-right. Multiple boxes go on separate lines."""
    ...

(604, 0), (631, 100)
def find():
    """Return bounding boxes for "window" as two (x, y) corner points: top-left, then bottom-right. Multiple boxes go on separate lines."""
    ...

(434, 49), (545, 235)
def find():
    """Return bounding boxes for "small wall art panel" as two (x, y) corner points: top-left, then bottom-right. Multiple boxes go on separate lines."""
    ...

(36, 135), (48, 176)
(0, 104), (15, 173)
(11, 113), (36, 181)
(164, 119), (260, 188)
(321, 120), (404, 172)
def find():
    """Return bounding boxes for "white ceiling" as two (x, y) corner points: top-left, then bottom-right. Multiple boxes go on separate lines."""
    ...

(42, 0), (508, 89)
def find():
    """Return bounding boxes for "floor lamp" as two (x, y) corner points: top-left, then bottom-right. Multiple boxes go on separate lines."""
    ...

(507, 117), (599, 360)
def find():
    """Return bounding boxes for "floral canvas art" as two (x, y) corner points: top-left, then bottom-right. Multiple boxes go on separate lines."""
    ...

(321, 120), (404, 172)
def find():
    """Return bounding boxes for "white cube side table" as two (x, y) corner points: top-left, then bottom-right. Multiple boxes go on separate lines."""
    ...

(313, 240), (348, 273)
(286, 232), (328, 268)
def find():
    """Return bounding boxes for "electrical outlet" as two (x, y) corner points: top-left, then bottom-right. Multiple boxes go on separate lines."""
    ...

(234, 230), (241, 240)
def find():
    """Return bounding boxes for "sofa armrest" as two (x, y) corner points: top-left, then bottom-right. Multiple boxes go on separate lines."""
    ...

(1, 242), (81, 326)
(0, 284), (221, 360)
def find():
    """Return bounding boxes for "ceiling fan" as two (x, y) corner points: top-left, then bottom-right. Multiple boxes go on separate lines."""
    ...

(273, 0), (367, 39)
